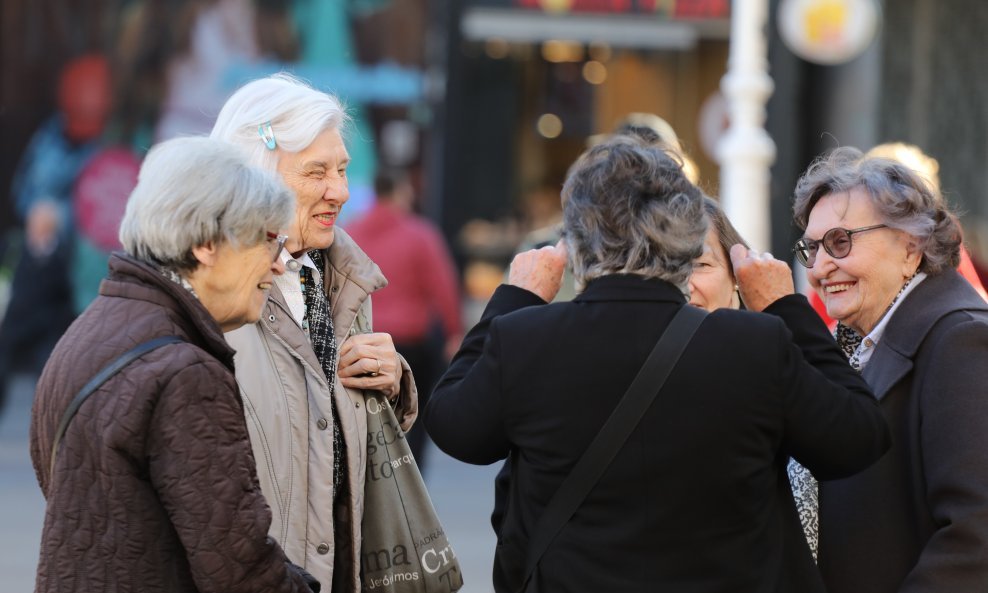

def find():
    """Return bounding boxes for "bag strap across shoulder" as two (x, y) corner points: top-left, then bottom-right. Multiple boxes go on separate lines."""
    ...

(48, 335), (185, 481)
(520, 305), (706, 592)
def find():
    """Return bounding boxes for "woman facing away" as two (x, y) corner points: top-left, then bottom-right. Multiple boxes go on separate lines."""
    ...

(30, 137), (318, 592)
(211, 74), (418, 592)
(426, 132), (890, 593)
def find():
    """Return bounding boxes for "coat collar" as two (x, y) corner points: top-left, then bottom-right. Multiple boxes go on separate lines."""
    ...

(322, 227), (387, 296)
(573, 273), (688, 304)
(863, 269), (988, 400)
(101, 252), (236, 368)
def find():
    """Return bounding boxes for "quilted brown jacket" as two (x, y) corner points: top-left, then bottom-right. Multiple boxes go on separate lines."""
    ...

(29, 253), (316, 593)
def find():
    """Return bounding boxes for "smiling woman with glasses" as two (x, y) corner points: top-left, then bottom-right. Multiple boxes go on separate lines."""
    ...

(29, 137), (320, 593)
(788, 146), (988, 593)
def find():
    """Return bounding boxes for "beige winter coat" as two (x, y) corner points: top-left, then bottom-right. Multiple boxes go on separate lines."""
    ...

(226, 229), (417, 593)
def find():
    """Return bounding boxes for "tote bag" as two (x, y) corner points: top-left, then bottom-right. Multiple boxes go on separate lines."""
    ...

(361, 393), (464, 593)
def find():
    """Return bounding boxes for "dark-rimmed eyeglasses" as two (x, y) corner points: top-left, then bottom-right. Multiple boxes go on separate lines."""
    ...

(792, 224), (887, 268)
(266, 232), (288, 262)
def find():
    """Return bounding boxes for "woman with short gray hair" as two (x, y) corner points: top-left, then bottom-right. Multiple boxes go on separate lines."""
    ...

(427, 132), (889, 592)
(30, 137), (318, 592)
(212, 73), (417, 591)
(563, 133), (707, 292)
(788, 146), (988, 593)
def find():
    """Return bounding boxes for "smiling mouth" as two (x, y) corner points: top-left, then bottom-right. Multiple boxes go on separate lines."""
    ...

(313, 212), (337, 226)
(258, 281), (272, 290)
(824, 282), (854, 294)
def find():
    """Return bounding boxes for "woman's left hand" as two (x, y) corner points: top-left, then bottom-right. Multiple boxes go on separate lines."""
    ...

(338, 332), (402, 400)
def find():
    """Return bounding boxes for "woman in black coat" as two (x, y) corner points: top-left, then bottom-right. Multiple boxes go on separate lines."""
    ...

(791, 147), (988, 593)
(426, 133), (891, 593)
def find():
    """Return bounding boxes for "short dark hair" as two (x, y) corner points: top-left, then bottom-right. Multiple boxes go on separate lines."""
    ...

(703, 196), (748, 281)
(373, 168), (408, 198)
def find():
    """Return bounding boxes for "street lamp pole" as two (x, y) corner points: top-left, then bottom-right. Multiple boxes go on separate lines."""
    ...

(717, 0), (777, 252)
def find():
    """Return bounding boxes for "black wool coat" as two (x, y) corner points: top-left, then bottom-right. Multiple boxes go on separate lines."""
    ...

(819, 269), (988, 593)
(427, 274), (890, 593)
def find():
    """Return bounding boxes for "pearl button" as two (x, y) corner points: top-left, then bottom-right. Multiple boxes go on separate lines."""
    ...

(316, 543), (330, 555)
(864, 338), (874, 347)
(316, 418), (328, 430)
(286, 259), (301, 272)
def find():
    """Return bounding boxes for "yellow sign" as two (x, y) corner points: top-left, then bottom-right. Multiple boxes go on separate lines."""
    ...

(778, 0), (880, 65)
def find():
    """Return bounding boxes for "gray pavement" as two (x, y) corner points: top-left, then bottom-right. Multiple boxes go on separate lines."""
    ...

(0, 374), (45, 593)
(0, 374), (499, 593)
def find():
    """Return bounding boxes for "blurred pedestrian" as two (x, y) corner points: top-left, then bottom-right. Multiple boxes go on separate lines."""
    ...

(427, 132), (889, 593)
(212, 73), (418, 591)
(792, 147), (988, 593)
(346, 167), (462, 473)
(29, 137), (318, 593)
(0, 54), (111, 412)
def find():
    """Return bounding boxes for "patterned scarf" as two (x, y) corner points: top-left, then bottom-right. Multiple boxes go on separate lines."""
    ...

(835, 274), (917, 371)
(301, 250), (346, 501)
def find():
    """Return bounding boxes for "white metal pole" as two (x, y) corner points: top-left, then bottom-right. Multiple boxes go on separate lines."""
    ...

(717, 0), (777, 252)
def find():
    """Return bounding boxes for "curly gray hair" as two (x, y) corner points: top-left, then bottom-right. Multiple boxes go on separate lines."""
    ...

(793, 146), (961, 275)
(562, 133), (707, 292)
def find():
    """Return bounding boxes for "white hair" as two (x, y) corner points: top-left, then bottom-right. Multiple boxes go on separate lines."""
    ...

(209, 72), (349, 172)
(119, 136), (294, 271)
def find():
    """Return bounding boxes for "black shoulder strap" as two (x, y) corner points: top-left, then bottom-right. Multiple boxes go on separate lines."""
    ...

(520, 305), (706, 592)
(48, 335), (185, 481)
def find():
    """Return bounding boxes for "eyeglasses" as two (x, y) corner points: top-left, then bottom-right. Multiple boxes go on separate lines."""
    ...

(792, 224), (887, 268)
(266, 232), (288, 262)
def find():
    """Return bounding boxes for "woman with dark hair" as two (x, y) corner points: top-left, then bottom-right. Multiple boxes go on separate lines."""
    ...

(791, 147), (988, 593)
(427, 133), (889, 593)
(688, 196), (749, 311)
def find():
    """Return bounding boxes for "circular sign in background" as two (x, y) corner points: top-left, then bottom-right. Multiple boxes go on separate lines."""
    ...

(74, 147), (141, 252)
(778, 0), (881, 65)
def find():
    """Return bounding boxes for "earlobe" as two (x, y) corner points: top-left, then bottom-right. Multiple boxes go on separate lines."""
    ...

(191, 241), (218, 267)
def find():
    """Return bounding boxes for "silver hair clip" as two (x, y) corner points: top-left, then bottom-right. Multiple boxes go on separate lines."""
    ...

(258, 121), (277, 150)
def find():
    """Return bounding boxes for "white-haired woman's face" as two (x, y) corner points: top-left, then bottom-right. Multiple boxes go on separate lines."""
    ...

(276, 128), (350, 255)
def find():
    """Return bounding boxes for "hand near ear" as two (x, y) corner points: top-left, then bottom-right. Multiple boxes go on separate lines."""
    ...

(508, 240), (568, 303)
(730, 244), (795, 312)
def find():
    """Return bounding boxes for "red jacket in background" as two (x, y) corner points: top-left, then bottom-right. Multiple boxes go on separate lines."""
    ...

(346, 201), (462, 344)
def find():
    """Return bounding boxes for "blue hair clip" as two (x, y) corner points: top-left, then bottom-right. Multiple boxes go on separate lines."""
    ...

(258, 121), (277, 150)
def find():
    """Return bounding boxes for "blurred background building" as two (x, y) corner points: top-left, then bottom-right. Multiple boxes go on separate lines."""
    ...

(3, 0), (988, 304)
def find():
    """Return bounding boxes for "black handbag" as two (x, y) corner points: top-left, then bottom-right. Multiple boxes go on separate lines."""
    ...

(519, 305), (706, 592)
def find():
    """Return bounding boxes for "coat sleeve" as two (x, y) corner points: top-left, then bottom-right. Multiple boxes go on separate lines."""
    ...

(763, 294), (891, 479)
(902, 316), (988, 592)
(425, 284), (546, 464)
(146, 359), (314, 593)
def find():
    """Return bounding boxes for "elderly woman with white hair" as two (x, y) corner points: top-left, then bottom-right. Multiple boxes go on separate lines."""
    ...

(211, 74), (417, 591)
(426, 132), (890, 593)
(30, 137), (318, 592)
(790, 147), (988, 593)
